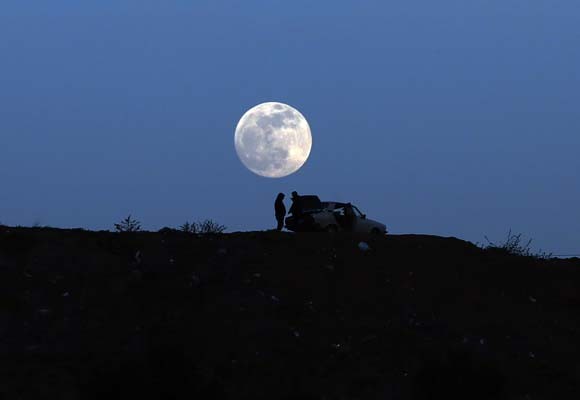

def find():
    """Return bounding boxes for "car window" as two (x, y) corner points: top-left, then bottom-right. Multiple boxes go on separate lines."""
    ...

(352, 206), (364, 218)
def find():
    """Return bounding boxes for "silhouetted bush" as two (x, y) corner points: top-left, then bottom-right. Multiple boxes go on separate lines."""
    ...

(484, 229), (551, 259)
(198, 219), (226, 234)
(114, 215), (141, 233)
(181, 219), (226, 234)
(180, 221), (198, 234)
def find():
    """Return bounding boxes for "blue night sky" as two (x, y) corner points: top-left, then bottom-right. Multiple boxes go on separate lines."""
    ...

(1, 1), (579, 254)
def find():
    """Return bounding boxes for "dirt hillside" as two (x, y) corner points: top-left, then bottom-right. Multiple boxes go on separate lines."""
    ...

(0, 226), (579, 399)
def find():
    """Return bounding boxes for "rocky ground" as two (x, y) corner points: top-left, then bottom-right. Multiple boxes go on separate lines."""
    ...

(0, 226), (579, 399)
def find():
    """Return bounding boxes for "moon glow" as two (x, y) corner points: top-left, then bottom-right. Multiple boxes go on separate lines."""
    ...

(234, 102), (312, 178)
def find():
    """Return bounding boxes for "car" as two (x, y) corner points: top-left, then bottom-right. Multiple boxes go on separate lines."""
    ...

(284, 195), (387, 234)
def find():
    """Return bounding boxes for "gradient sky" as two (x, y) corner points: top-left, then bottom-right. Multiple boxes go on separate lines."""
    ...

(1, 1), (579, 254)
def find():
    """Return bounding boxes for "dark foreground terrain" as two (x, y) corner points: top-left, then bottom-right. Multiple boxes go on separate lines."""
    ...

(0, 226), (579, 399)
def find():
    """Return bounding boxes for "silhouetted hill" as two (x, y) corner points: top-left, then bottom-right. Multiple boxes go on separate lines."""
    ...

(0, 226), (579, 399)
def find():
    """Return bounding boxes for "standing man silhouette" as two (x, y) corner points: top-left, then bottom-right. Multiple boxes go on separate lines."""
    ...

(288, 191), (302, 216)
(274, 193), (286, 231)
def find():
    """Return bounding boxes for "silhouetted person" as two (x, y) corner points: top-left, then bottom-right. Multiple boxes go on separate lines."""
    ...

(343, 203), (355, 231)
(274, 193), (286, 231)
(289, 191), (302, 216)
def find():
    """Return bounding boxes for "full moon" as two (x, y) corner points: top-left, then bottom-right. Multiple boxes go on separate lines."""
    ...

(234, 102), (312, 178)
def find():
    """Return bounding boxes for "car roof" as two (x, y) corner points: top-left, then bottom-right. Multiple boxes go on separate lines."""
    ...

(299, 195), (320, 201)
(297, 195), (322, 210)
(321, 201), (350, 209)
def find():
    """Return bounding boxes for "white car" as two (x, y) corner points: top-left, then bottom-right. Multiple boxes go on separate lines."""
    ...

(285, 195), (387, 234)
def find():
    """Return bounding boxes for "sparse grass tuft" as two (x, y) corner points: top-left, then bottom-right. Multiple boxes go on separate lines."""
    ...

(484, 229), (552, 259)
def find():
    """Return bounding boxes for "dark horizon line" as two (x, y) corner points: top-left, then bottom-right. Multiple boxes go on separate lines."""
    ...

(2, 224), (578, 257)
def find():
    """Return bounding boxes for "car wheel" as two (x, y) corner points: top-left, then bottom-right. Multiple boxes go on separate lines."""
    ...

(326, 224), (338, 233)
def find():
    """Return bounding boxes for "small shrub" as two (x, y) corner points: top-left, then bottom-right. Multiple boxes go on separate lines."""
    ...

(484, 229), (552, 259)
(180, 219), (226, 235)
(198, 219), (226, 234)
(114, 215), (141, 233)
(180, 221), (198, 234)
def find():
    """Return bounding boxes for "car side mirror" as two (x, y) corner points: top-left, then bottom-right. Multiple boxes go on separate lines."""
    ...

(362, 214), (366, 219)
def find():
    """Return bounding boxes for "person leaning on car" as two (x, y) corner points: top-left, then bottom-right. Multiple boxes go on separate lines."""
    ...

(274, 193), (286, 231)
(343, 203), (355, 231)
(288, 191), (302, 216)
